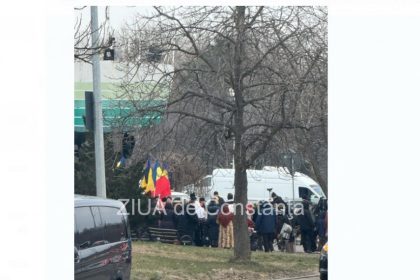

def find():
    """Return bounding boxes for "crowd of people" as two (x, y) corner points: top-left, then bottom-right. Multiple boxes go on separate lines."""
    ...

(148, 191), (328, 253)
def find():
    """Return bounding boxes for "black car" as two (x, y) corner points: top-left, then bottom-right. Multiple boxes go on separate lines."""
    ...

(75, 195), (132, 280)
(319, 242), (328, 280)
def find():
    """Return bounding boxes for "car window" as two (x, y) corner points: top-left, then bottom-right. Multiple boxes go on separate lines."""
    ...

(75, 206), (107, 249)
(310, 184), (325, 197)
(75, 207), (96, 249)
(100, 206), (128, 243)
(298, 187), (315, 198)
(90, 206), (105, 246)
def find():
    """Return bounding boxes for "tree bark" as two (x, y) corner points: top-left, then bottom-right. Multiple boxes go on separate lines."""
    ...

(232, 6), (251, 261)
(233, 137), (251, 260)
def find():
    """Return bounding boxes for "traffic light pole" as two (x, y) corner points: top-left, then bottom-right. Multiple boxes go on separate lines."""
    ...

(91, 6), (106, 198)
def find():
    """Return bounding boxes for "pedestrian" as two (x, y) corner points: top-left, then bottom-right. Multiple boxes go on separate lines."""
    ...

(217, 204), (234, 249)
(198, 197), (207, 219)
(174, 198), (198, 245)
(296, 196), (316, 253)
(196, 197), (207, 246)
(271, 192), (288, 215)
(276, 207), (288, 251)
(213, 191), (225, 206)
(159, 198), (176, 230)
(189, 193), (206, 246)
(255, 201), (277, 252)
(246, 203), (255, 230)
(206, 199), (220, 247)
(253, 201), (264, 251)
(246, 203), (258, 251)
(324, 210), (328, 240)
(314, 198), (328, 251)
(226, 193), (234, 213)
(148, 197), (160, 227)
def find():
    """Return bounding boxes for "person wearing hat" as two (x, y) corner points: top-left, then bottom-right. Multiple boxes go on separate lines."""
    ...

(271, 192), (288, 213)
(226, 193), (234, 213)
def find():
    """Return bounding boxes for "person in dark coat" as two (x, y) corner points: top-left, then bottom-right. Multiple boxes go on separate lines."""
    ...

(271, 192), (285, 203)
(271, 192), (289, 217)
(296, 198), (315, 253)
(253, 202), (264, 251)
(213, 191), (225, 206)
(255, 201), (277, 252)
(314, 198), (328, 251)
(174, 202), (198, 243)
(205, 200), (220, 247)
(148, 197), (160, 227)
(159, 201), (176, 229)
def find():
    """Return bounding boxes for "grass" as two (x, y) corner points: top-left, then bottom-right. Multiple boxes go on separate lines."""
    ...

(130, 241), (319, 280)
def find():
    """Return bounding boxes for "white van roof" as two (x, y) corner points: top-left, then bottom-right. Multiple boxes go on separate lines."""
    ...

(211, 167), (312, 180)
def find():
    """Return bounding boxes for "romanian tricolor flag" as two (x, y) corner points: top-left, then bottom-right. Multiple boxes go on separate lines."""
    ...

(154, 163), (171, 198)
(152, 160), (159, 185)
(140, 160), (171, 198)
(154, 166), (171, 198)
(139, 160), (151, 190)
(145, 167), (155, 193)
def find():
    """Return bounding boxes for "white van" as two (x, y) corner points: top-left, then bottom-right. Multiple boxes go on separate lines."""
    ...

(170, 191), (190, 203)
(202, 167), (326, 204)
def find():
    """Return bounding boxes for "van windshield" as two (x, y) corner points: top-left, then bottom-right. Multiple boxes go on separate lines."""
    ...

(310, 184), (325, 197)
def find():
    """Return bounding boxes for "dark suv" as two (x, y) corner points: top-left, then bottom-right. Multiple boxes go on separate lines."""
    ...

(74, 195), (131, 280)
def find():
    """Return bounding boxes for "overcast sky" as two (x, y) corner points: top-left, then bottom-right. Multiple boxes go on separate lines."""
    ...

(75, 6), (155, 31)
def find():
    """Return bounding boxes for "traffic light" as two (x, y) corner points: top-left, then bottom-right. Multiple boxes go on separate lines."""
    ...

(104, 37), (115, 61)
(103, 48), (114, 60)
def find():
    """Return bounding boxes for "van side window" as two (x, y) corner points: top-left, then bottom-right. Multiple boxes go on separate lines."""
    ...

(100, 206), (128, 243)
(75, 207), (96, 249)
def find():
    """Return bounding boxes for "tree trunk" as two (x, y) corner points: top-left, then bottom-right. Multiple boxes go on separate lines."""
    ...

(231, 6), (251, 261)
(233, 138), (251, 261)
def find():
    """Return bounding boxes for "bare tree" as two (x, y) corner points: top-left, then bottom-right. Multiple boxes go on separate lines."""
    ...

(116, 6), (327, 261)
(74, 6), (114, 63)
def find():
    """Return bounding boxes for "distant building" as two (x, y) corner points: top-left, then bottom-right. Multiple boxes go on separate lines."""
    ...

(74, 58), (173, 133)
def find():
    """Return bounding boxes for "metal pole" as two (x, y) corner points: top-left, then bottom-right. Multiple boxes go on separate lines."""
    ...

(91, 6), (106, 198)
